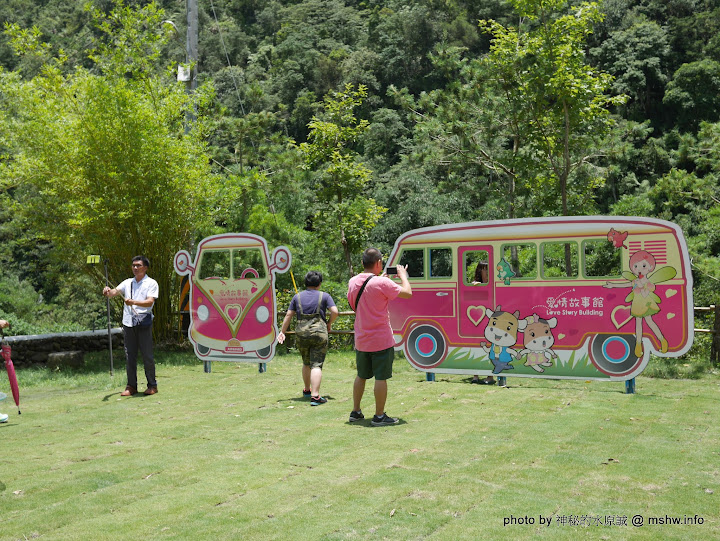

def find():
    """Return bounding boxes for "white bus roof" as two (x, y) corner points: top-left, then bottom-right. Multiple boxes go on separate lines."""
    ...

(198, 233), (267, 250)
(393, 216), (681, 246)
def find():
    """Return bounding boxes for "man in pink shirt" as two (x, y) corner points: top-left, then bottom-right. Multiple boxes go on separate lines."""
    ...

(347, 248), (412, 426)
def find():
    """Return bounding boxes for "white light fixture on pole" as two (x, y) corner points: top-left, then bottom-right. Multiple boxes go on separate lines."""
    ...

(162, 0), (198, 128)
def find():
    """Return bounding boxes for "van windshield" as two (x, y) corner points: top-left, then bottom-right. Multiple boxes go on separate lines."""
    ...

(232, 248), (267, 279)
(197, 248), (267, 280)
(198, 250), (231, 280)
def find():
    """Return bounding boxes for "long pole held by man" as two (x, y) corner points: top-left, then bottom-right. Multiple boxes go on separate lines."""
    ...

(87, 255), (114, 376)
(104, 258), (114, 376)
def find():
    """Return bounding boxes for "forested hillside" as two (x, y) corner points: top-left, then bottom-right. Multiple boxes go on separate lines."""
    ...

(0, 0), (718, 340)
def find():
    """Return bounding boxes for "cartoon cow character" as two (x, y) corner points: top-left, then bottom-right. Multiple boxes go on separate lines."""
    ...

(519, 314), (559, 373)
(481, 306), (526, 374)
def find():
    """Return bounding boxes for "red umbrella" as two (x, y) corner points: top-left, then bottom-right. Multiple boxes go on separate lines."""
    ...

(1, 337), (20, 415)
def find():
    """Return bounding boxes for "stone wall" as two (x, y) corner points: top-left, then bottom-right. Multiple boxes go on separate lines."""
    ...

(2, 329), (124, 367)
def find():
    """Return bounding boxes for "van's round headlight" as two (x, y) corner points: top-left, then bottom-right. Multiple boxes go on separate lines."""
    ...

(197, 304), (209, 321)
(256, 305), (270, 323)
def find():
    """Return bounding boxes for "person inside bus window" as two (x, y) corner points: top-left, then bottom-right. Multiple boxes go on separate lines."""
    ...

(472, 260), (489, 285)
(470, 261), (495, 384)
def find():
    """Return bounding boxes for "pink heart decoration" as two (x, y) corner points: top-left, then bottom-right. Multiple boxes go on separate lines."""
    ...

(467, 305), (487, 326)
(610, 305), (633, 329)
(225, 304), (242, 323)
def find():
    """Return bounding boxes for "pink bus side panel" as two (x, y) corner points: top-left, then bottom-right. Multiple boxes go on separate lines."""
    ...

(388, 217), (693, 381)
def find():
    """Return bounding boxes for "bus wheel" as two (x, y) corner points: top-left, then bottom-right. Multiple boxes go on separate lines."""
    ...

(589, 334), (640, 376)
(405, 325), (447, 369)
(257, 345), (272, 359)
(196, 343), (211, 357)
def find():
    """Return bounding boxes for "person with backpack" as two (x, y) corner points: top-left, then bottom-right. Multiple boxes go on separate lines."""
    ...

(277, 271), (339, 406)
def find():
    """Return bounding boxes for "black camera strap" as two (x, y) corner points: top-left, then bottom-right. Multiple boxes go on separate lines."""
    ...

(351, 275), (374, 312)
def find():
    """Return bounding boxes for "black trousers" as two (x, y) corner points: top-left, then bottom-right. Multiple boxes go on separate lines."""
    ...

(123, 324), (156, 388)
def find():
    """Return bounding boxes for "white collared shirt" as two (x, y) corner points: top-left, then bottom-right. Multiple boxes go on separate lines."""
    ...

(116, 275), (159, 327)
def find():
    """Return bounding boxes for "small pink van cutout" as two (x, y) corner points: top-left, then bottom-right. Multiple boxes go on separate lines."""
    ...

(175, 233), (291, 362)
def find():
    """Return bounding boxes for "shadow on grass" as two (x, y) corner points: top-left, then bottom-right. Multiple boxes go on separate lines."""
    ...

(282, 396), (314, 403)
(101, 390), (151, 401)
(446, 375), (720, 401)
(101, 391), (121, 402)
(345, 418), (408, 428)
(102, 386), (164, 401)
(278, 395), (337, 404)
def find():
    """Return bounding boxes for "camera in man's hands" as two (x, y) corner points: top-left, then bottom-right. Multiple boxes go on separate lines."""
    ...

(386, 266), (398, 275)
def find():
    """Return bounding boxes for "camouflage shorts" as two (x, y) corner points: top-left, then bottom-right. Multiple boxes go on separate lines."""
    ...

(297, 334), (328, 368)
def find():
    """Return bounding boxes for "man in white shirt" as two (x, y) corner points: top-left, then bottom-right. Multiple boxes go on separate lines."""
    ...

(103, 256), (159, 396)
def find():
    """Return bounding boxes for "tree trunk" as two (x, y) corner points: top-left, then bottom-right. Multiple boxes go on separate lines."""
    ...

(341, 228), (354, 277)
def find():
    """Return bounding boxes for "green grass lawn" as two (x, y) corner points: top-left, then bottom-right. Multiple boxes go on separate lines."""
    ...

(1, 349), (718, 540)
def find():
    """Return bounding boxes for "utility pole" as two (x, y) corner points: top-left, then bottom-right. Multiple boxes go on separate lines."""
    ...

(186, 0), (198, 95)
(182, 0), (210, 374)
(165, 1), (198, 128)
(184, 0), (199, 127)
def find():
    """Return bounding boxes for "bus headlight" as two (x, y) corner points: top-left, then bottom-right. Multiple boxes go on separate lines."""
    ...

(256, 305), (270, 323)
(197, 304), (210, 322)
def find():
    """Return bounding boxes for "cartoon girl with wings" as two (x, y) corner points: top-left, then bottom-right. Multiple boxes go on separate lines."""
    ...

(604, 250), (676, 358)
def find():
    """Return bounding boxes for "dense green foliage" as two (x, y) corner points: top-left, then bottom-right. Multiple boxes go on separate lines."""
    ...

(1, 2), (214, 338)
(0, 0), (718, 351)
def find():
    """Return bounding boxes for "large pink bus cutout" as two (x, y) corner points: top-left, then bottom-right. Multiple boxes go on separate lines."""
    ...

(386, 217), (693, 381)
(174, 234), (291, 362)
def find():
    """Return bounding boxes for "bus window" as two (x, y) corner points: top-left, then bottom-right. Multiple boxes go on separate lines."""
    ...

(542, 242), (578, 278)
(198, 250), (230, 280)
(584, 240), (621, 278)
(502, 243), (537, 279)
(464, 250), (489, 285)
(430, 248), (452, 278)
(232, 248), (267, 279)
(398, 249), (424, 278)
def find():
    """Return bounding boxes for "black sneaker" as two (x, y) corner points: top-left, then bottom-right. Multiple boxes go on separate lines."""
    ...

(348, 410), (364, 422)
(310, 396), (327, 406)
(371, 413), (399, 426)
(302, 389), (311, 398)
